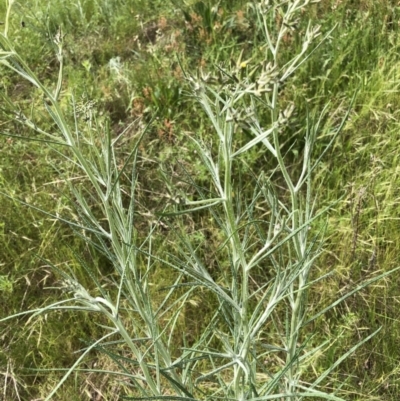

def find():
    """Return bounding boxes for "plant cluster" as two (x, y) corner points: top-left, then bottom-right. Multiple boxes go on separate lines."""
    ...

(1, 0), (400, 400)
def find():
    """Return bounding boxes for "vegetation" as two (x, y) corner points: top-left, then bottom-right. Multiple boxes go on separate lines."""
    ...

(1, 0), (400, 400)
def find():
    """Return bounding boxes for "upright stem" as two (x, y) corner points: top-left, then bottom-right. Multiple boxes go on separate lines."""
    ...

(220, 114), (251, 398)
(266, 4), (307, 396)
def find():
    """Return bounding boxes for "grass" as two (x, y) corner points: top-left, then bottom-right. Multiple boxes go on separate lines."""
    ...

(1, 0), (400, 400)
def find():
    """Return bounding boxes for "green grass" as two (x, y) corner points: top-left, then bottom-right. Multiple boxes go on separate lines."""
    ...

(1, 0), (400, 400)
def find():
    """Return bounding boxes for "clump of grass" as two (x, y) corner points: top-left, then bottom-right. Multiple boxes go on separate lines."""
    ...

(1, 0), (400, 400)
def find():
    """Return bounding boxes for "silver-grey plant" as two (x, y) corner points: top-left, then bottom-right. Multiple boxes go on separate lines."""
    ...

(1, 0), (399, 400)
